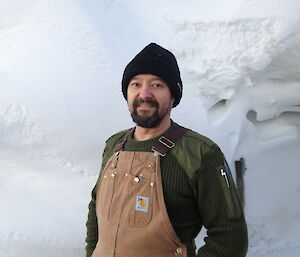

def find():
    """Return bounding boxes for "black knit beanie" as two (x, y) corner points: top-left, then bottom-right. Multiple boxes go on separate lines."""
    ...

(122, 43), (183, 107)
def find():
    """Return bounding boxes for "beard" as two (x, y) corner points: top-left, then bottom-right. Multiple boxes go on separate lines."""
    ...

(130, 98), (169, 128)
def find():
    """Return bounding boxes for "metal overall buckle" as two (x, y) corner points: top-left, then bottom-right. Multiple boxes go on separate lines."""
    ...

(152, 136), (175, 157)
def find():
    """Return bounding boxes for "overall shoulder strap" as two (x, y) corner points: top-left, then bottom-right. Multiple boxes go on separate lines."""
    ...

(114, 128), (134, 152)
(152, 125), (188, 157)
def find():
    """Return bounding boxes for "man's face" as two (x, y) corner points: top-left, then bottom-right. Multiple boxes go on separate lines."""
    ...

(127, 74), (174, 128)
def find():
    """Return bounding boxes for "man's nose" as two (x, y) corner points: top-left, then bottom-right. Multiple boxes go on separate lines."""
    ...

(138, 84), (153, 98)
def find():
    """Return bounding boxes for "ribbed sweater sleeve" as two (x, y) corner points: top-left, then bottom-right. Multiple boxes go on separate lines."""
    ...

(194, 144), (248, 257)
(85, 183), (98, 257)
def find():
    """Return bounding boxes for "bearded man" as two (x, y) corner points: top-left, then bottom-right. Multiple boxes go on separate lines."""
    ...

(85, 43), (248, 257)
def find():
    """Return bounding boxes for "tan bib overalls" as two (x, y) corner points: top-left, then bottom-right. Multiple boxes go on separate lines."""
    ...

(92, 128), (195, 257)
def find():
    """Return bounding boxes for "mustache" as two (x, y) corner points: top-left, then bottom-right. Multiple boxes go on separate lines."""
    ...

(133, 98), (159, 108)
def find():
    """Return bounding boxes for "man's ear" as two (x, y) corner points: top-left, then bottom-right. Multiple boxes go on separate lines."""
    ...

(171, 96), (175, 107)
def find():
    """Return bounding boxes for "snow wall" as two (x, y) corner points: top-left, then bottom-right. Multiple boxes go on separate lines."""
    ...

(0, 0), (299, 256)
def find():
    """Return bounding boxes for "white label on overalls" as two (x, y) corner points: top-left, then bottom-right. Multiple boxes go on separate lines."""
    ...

(135, 196), (149, 212)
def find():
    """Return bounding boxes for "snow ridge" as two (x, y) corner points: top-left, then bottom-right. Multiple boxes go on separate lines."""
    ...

(0, 98), (45, 147)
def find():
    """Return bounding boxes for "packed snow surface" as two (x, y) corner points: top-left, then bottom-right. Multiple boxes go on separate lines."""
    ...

(0, 0), (299, 256)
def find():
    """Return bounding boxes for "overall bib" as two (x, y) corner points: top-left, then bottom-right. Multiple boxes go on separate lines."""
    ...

(92, 127), (195, 257)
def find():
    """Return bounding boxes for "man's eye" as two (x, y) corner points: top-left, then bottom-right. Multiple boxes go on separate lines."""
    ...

(153, 83), (162, 88)
(130, 82), (139, 87)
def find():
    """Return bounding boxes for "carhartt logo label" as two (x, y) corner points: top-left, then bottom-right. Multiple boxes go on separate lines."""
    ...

(135, 196), (149, 212)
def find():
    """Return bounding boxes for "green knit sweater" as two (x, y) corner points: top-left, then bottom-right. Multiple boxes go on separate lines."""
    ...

(85, 122), (248, 257)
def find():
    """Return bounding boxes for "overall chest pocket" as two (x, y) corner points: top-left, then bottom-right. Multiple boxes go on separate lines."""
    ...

(98, 152), (157, 226)
(127, 173), (155, 227)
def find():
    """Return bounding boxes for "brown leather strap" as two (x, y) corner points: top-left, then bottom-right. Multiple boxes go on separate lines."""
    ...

(114, 127), (134, 152)
(152, 125), (188, 156)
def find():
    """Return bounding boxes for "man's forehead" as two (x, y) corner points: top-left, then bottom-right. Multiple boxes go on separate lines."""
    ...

(130, 74), (164, 82)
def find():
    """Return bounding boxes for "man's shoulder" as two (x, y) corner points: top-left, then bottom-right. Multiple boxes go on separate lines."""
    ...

(105, 128), (131, 147)
(175, 127), (217, 158)
(183, 128), (216, 148)
(172, 124), (218, 179)
(173, 122), (216, 149)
